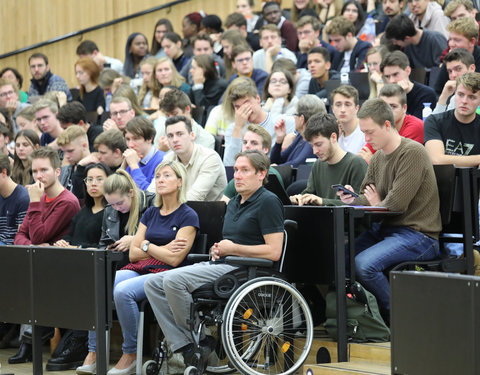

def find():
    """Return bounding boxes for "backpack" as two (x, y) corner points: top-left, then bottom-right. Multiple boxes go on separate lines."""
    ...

(324, 282), (390, 343)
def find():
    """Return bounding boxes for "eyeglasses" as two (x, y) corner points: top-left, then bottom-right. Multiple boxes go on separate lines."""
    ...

(111, 109), (130, 117)
(293, 113), (303, 117)
(235, 56), (252, 64)
(270, 79), (288, 85)
(0, 90), (15, 98)
(84, 177), (105, 185)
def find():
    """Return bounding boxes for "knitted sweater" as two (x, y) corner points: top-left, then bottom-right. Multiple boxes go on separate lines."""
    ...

(354, 137), (441, 239)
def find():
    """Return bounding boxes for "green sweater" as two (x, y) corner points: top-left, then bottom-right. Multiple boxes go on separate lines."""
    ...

(355, 137), (442, 239)
(224, 166), (284, 199)
(303, 152), (367, 206)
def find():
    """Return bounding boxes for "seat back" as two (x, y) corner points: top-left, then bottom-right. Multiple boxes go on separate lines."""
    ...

(187, 201), (227, 250)
(433, 164), (456, 228)
(295, 163), (313, 181)
(214, 135), (224, 159)
(272, 165), (294, 188)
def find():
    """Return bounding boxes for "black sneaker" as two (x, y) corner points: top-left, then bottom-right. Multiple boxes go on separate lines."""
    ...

(183, 336), (216, 373)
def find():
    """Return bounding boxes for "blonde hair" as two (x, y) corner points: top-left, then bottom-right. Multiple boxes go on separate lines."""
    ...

(57, 125), (87, 146)
(153, 160), (187, 207)
(137, 56), (158, 107)
(222, 77), (258, 120)
(324, 16), (356, 36)
(151, 57), (186, 98)
(103, 169), (141, 235)
(447, 17), (479, 43)
(444, 0), (475, 17)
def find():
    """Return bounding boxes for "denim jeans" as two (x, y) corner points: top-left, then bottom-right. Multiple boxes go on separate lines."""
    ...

(88, 270), (155, 353)
(352, 223), (439, 311)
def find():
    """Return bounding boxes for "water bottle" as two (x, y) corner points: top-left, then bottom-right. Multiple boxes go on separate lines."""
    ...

(105, 92), (112, 112)
(422, 103), (432, 121)
(359, 15), (376, 43)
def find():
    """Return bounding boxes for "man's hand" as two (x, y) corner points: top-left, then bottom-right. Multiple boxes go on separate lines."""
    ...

(364, 184), (381, 206)
(54, 239), (70, 247)
(103, 118), (119, 132)
(210, 239), (236, 261)
(290, 193), (322, 206)
(438, 80), (456, 106)
(336, 184), (357, 204)
(298, 39), (315, 54)
(123, 149), (141, 169)
(26, 181), (45, 202)
(396, 78), (411, 93)
(234, 101), (252, 130)
(267, 44), (281, 58)
(5, 99), (17, 114)
(78, 153), (100, 167)
(109, 235), (133, 252)
(358, 146), (373, 163)
(274, 118), (287, 144)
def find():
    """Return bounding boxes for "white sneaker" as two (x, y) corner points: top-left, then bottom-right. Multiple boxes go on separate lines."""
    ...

(76, 362), (96, 374)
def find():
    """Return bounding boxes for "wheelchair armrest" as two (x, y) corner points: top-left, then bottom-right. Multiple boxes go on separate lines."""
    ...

(225, 256), (274, 268)
(187, 254), (210, 263)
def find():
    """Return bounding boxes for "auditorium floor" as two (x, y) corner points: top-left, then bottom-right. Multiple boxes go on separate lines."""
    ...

(0, 347), (77, 374)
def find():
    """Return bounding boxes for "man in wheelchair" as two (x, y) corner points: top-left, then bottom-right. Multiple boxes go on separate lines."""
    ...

(144, 150), (285, 374)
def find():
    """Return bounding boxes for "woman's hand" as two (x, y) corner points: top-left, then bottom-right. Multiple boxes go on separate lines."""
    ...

(192, 67), (206, 85)
(166, 238), (188, 253)
(54, 239), (70, 247)
(111, 235), (133, 252)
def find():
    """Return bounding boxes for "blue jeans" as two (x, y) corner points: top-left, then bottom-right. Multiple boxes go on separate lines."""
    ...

(88, 270), (155, 353)
(352, 223), (439, 311)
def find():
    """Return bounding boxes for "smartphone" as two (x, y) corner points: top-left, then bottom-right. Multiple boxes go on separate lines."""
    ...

(331, 184), (359, 198)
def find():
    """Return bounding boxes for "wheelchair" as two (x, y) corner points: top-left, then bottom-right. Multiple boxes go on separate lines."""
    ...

(142, 220), (314, 375)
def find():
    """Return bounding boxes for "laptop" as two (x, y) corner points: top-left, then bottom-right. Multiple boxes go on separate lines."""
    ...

(265, 174), (291, 205)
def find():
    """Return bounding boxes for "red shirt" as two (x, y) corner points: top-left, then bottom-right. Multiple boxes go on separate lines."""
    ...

(365, 114), (424, 154)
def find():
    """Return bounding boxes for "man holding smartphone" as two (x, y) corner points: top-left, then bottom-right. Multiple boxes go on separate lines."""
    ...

(338, 98), (441, 317)
(290, 112), (367, 206)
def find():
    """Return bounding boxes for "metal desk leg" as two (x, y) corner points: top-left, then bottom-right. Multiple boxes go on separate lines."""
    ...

(334, 209), (348, 362)
(32, 324), (43, 375)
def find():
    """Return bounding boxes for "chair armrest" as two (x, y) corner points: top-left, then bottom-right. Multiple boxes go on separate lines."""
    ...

(225, 256), (274, 268)
(187, 254), (210, 263)
(106, 250), (125, 262)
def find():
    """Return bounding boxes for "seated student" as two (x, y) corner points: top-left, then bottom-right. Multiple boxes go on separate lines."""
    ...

(338, 98), (441, 316)
(224, 12), (261, 52)
(307, 46), (340, 100)
(290, 112), (367, 206)
(253, 24), (298, 74)
(188, 54), (228, 120)
(138, 57), (157, 109)
(272, 57), (311, 99)
(76, 40), (124, 74)
(0, 67), (29, 104)
(144, 150), (284, 375)
(43, 163), (112, 372)
(122, 32), (149, 79)
(433, 48), (476, 114)
(407, 0), (449, 39)
(425, 72), (480, 166)
(77, 161), (199, 375)
(57, 125), (91, 200)
(385, 14), (447, 69)
(295, 16), (338, 70)
(324, 16), (372, 73)
(92, 129), (127, 172)
(16, 106), (42, 139)
(366, 46), (387, 99)
(380, 50), (437, 120)
(11, 129), (40, 186)
(331, 85), (365, 154)
(0, 78), (30, 132)
(151, 57), (192, 103)
(123, 117), (165, 190)
(148, 115), (227, 201)
(222, 124), (284, 202)
(162, 32), (191, 73)
(262, 70), (299, 115)
(57, 101), (104, 152)
(434, 16), (480, 96)
(222, 77), (296, 166)
(228, 45), (269, 96)
(99, 169), (155, 258)
(0, 153), (29, 245)
(271, 94), (325, 167)
(255, 1), (299, 52)
(179, 34), (227, 85)
(359, 83), (424, 163)
(12, 147), (80, 364)
(34, 99), (64, 150)
(0, 123), (13, 161)
(154, 88), (215, 150)
(74, 58), (106, 118)
(102, 96), (136, 133)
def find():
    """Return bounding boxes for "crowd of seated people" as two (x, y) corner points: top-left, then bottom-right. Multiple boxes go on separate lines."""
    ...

(2, 0), (480, 373)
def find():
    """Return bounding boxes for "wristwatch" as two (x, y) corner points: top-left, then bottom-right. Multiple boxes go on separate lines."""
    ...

(142, 241), (150, 252)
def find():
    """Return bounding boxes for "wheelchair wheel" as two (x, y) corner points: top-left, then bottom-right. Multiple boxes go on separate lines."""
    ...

(142, 359), (159, 375)
(221, 277), (314, 375)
